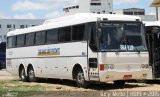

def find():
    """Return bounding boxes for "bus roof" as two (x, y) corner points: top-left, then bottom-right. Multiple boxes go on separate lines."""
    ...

(7, 13), (141, 37)
(144, 21), (160, 27)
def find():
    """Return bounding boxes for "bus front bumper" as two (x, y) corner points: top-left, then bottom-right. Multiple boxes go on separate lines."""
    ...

(99, 70), (149, 82)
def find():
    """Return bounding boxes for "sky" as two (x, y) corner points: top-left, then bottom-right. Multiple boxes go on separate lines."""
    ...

(0, 0), (156, 19)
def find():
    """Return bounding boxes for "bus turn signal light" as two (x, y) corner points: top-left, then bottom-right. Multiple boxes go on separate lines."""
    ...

(100, 64), (105, 71)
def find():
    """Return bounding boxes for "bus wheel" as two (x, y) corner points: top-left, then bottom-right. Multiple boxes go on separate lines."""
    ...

(19, 67), (27, 82)
(114, 80), (125, 88)
(28, 66), (37, 82)
(76, 70), (88, 88)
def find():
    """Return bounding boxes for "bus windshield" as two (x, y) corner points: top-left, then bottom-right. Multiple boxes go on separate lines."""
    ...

(99, 22), (147, 52)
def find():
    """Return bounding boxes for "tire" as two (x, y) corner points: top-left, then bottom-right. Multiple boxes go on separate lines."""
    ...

(76, 70), (88, 88)
(28, 66), (37, 82)
(19, 67), (28, 82)
(145, 80), (158, 84)
(114, 80), (125, 88)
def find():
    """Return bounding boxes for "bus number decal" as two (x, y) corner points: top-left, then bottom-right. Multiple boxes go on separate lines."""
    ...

(38, 48), (60, 56)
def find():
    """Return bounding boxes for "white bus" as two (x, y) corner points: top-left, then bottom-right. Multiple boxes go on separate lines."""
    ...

(6, 13), (149, 88)
(144, 21), (160, 80)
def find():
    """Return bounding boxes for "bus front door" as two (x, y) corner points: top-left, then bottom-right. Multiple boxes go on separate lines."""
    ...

(88, 23), (100, 81)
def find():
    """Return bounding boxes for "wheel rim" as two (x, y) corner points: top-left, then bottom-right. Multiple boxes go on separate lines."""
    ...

(29, 68), (35, 80)
(20, 69), (25, 80)
(77, 72), (85, 85)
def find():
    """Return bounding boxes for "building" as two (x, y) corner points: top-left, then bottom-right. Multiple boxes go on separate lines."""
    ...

(0, 19), (45, 42)
(114, 8), (145, 15)
(113, 8), (156, 21)
(63, 0), (113, 15)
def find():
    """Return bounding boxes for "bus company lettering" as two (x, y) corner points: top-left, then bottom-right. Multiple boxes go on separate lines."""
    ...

(38, 48), (60, 56)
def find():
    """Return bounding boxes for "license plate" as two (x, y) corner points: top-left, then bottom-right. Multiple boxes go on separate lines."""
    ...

(123, 75), (132, 80)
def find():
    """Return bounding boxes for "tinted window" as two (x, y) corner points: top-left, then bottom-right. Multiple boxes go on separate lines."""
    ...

(26, 33), (35, 46)
(46, 29), (58, 44)
(0, 43), (6, 52)
(20, 25), (25, 28)
(7, 36), (16, 48)
(35, 31), (46, 45)
(58, 26), (71, 42)
(91, 3), (101, 5)
(7, 38), (11, 48)
(76, 6), (79, 8)
(17, 34), (25, 47)
(72, 24), (85, 41)
(7, 25), (12, 28)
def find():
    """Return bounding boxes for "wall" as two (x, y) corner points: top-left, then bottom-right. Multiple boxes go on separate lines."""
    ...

(0, 19), (45, 42)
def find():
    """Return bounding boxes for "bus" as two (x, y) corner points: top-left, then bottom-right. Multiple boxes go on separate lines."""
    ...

(6, 13), (149, 88)
(0, 42), (6, 70)
(145, 21), (160, 79)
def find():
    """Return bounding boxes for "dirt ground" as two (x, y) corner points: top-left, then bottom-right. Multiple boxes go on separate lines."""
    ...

(0, 69), (15, 80)
(1, 70), (160, 97)
(27, 81), (160, 97)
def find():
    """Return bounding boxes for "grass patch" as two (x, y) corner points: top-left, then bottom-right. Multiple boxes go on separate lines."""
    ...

(0, 80), (46, 97)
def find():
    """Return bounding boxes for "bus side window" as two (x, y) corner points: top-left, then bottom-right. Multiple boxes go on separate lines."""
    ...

(7, 36), (16, 48)
(72, 24), (85, 41)
(46, 29), (58, 44)
(7, 37), (11, 48)
(35, 31), (46, 45)
(26, 33), (35, 46)
(58, 26), (71, 42)
(17, 34), (25, 47)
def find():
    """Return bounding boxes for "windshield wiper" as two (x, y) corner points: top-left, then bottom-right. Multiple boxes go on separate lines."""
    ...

(126, 39), (140, 54)
(133, 46), (140, 54)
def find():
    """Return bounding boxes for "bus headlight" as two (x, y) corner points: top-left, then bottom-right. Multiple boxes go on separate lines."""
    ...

(110, 65), (115, 70)
(141, 64), (149, 69)
(105, 65), (110, 70)
(105, 64), (115, 70)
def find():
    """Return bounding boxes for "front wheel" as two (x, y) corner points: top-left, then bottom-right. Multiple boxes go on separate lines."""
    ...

(114, 80), (125, 88)
(28, 66), (37, 82)
(76, 70), (88, 88)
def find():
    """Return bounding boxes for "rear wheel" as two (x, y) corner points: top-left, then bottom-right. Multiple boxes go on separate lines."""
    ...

(114, 80), (125, 88)
(76, 70), (88, 88)
(28, 66), (37, 82)
(19, 67), (27, 82)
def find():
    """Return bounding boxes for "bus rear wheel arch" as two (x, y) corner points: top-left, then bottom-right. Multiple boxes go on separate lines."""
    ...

(19, 64), (28, 82)
(27, 65), (37, 82)
(72, 64), (89, 88)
